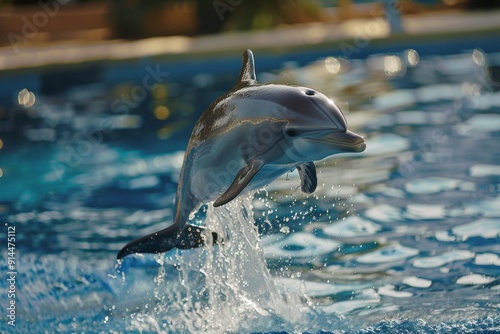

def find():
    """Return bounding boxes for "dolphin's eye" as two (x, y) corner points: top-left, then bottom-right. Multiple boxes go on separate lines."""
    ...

(305, 89), (315, 96)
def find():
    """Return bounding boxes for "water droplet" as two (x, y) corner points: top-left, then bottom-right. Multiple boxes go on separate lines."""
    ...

(280, 226), (290, 234)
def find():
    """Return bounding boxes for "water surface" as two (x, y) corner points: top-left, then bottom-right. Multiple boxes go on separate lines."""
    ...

(0, 46), (499, 333)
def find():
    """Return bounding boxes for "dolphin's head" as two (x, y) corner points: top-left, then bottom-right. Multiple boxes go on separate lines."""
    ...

(277, 85), (366, 161)
(231, 49), (365, 162)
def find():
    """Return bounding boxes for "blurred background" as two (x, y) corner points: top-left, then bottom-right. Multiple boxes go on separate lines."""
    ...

(0, 0), (499, 41)
(1, 0), (500, 146)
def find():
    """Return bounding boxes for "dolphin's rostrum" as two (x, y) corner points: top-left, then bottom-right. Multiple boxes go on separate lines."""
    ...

(117, 50), (366, 259)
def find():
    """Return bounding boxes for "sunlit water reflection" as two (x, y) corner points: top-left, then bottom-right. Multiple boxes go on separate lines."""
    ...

(0, 48), (499, 333)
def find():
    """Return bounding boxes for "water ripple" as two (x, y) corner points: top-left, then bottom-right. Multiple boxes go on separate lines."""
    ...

(406, 203), (446, 220)
(404, 177), (462, 195)
(470, 164), (500, 177)
(466, 197), (500, 217)
(357, 244), (419, 264)
(402, 276), (432, 288)
(262, 232), (340, 258)
(413, 250), (475, 269)
(456, 114), (500, 136)
(365, 204), (403, 223)
(474, 253), (500, 266)
(452, 218), (500, 240)
(456, 274), (495, 285)
(322, 216), (382, 238)
(360, 133), (410, 157)
(378, 285), (413, 298)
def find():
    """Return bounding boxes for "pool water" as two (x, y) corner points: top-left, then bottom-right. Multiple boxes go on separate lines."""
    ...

(0, 45), (500, 333)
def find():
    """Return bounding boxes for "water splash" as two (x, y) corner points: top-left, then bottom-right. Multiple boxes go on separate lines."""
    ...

(128, 197), (308, 333)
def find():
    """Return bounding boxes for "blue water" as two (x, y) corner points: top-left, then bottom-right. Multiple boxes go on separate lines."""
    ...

(1, 44), (500, 333)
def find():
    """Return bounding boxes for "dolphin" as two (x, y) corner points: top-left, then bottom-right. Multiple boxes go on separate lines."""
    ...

(117, 49), (366, 259)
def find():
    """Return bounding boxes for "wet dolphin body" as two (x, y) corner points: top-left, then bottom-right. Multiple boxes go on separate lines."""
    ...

(117, 50), (366, 259)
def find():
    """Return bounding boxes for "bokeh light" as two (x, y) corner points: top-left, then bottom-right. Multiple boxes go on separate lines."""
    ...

(472, 49), (486, 66)
(18, 88), (36, 107)
(325, 57), (341, 74)
(325, 56), (350, 74)
(152, 84), (168, 100)
(384, 55), (406, 77)
(405, 49), (420, 66)
(154, 105), (171, 120)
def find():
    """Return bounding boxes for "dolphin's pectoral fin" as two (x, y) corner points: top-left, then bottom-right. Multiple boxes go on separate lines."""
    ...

(236, 49), (257, 85)
(297, 162), (317, 194)
(117, 224), (220, 259)
(214, 159), (264, 207)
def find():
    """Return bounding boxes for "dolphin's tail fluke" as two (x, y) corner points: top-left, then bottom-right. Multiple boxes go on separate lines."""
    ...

(117, 224), (219, 259)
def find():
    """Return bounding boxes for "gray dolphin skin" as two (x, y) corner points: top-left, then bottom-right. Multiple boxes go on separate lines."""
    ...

(117, 49), (366, 259)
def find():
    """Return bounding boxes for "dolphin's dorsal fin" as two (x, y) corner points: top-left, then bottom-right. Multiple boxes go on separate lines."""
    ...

(237, 49), (257, 85)
(297, 162), (317, 194)
(214, 159), (263, 207)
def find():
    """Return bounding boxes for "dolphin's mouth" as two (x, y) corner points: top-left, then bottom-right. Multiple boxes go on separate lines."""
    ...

(306, 130), (366, 152)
